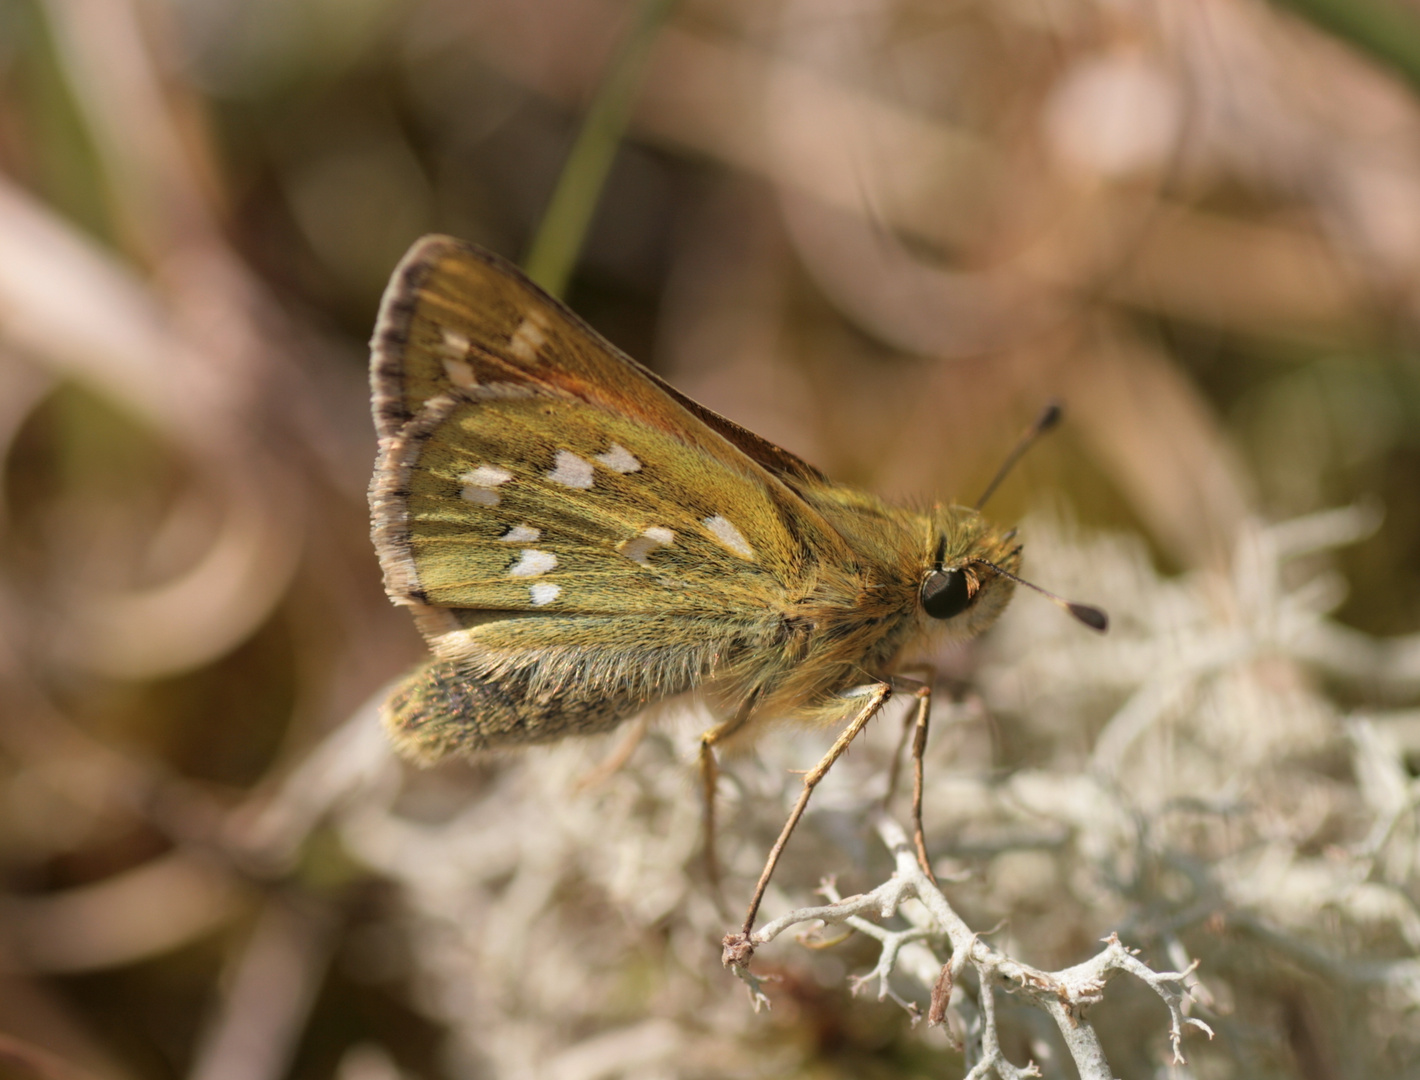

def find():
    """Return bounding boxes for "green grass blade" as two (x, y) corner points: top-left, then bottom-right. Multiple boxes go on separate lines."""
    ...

(1275, 0), (1420, 96)
(523, 0), (679, 299)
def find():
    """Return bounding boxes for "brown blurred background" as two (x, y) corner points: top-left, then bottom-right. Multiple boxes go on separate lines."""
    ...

(1, 0), (1419, 1077)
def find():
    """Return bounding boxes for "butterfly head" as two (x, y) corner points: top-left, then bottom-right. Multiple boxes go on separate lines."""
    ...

(917, 506), (1022, 640)
(918, 505), (1108, 637)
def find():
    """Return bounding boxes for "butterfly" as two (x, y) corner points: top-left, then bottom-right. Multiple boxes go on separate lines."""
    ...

(368, 235), (1106, 964)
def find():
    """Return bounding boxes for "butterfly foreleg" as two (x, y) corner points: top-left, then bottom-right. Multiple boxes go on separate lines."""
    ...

(883, 667), (935, 808)
(884, 673), (936, 883)
(722, 680), (892, 967)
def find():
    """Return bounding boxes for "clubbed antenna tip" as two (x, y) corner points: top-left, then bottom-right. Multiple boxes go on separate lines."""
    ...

(971, 558), (1110, 634)
(1068, 603), (1108, 633)
(975, 400), (1066, 511)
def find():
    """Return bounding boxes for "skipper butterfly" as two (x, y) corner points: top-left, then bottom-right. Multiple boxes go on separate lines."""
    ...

(368, 235), (1105, 962)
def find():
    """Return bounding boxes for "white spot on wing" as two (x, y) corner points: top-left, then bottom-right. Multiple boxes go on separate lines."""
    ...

(442, 357), (477, 389)
(547, 450), (594, 489)
(704, 515), (755, 559)
(509, 313), (549, 362)
(441, 328), (470, 356)
(594, 443), (641, 473)
(529, 582), (560, 606)
(500, 524), (541, 543)
(460, 464), (513, 506)
(464, 464), (512, 486)
(509, 549), (557, 578)
(619, 526), (676, 566)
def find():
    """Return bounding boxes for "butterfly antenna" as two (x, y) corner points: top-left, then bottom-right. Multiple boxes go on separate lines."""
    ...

(970, 558), (1108, 632)
(973, 401), (1063, 511)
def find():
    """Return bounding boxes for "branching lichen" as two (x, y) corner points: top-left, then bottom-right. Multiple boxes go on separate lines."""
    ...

(244, 506), (1420, 1077)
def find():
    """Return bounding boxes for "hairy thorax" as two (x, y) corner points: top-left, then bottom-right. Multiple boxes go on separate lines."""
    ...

(727, 491), (1021, 730)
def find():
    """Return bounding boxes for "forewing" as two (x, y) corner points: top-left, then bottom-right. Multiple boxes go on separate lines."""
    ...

(370, 235), (826, 484)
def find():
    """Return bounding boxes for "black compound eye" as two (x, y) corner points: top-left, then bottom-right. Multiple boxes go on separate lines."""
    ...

(921, 568), (974, 620)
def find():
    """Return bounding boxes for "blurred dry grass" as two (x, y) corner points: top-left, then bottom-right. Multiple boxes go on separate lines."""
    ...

(0, 0), (1419, 1077)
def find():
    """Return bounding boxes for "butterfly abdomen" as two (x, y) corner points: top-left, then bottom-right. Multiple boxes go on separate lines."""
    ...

(383, 657), (646, 763)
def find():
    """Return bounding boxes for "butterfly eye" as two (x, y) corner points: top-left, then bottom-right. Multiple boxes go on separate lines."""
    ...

(921, 568), (974, 620)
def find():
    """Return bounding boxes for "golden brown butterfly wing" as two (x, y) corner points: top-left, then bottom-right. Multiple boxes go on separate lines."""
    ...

(375, 386), (810, 618)
(371, 235), (826, 484)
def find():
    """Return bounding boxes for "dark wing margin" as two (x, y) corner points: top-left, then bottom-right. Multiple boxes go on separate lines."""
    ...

(649, 378), (827, 485)
(370, 236), (441, 441)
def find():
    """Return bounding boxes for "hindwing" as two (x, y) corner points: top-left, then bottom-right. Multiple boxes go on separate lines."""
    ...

(374, 385), (806, 617)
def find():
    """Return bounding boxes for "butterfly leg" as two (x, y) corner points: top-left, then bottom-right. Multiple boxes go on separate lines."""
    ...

(882, 666), (935, 807)
(889, 674), (938, 884)
(698, 697), (758, 900)
(723, 681), (892, 966)
(573, 712), (651, 792)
